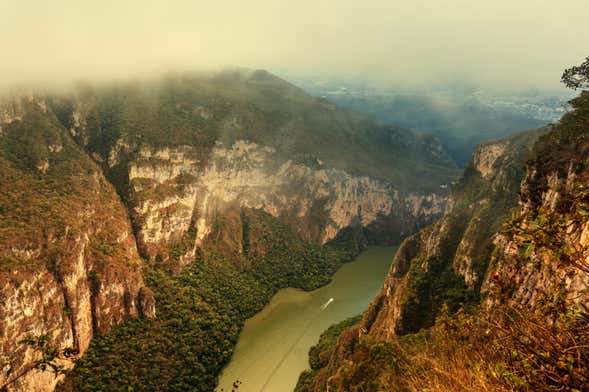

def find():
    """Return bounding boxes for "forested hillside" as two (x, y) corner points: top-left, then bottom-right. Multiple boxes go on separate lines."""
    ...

(0, 70), (458, 391)
(296, 74), (589, 392)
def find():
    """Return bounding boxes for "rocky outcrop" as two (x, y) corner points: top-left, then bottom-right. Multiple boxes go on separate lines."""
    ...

(48, 71), (457, 266)
(1, 71), (458, 391)
(122, 140), (445, 264)
(360, 128), (545, 338)
(0, 100), (154, 391)
(0, 248), (151, 391)
(297, 128), (548, 390)
(298, 92), (589, 392)
(484, 107), (589, 311)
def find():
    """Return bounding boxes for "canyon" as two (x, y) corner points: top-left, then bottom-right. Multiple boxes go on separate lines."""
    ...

(0, 71), (457, 391)
(296, 92), (589, 391)
(3, 69), (586, 392)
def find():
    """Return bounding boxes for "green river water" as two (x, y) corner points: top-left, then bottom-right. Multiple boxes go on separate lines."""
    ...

(217, 246), (396, 392)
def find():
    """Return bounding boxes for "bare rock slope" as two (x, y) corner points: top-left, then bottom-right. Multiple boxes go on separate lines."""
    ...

(0, 97), (154, 391)
(296, 92), (589, 392)
(1, 71), (459, 391)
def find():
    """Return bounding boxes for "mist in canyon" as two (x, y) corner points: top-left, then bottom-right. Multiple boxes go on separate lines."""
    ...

(1, 0), (587, 92)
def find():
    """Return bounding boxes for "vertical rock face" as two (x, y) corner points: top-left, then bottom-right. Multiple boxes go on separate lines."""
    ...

(484, 167), (589, 310)
(51, 70), (458, 264)
(121, 140), (446, 264)
(484, 94), (589, 310)
(1, 71), (458, 391)
(298, 93), (589, 392)
(360, 128), (546, 338)
(0, 98), (153, 391)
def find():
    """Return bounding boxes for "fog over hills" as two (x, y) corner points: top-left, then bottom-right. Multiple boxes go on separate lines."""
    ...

(288, 77), (575, 165)
(1, 2), (588, 392)
(1, 1), (587, 91)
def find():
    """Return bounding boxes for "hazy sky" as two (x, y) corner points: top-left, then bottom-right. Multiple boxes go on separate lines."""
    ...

(1, 0), (587, 91)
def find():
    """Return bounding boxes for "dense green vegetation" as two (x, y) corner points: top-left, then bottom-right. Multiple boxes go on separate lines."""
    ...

(59, 209), (365, 391)
(62, 70), (458, 192)
(299, 301), (588, 392)
(394, 255), (477, 335)
(296, 315), (361, 391)
(0, 101), (139, 273)
(0, 103), (84, 250)
(318, 92), (547, 166)
(293, 59), (589, 391)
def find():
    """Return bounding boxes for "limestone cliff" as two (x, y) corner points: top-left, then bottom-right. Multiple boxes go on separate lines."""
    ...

(296, 92), (589, 392)
(112, 140), (445, 265)
(0, 98), (154, 391)
(295, 128), (549, 391)
(484, 92), (589, 312)
(360, 128), (546, 339)
(53, 71), (456, 265)
(1, 72), (458, 391)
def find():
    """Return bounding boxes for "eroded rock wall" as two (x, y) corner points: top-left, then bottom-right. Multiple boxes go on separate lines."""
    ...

(484, 163), (589, 311)
(0, 99), (154, 391)
(119, 140), (446, 264)
(359, 128), (545, 339)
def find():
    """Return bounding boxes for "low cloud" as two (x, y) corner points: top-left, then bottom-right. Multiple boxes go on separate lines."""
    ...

(1, 0), (587, 91)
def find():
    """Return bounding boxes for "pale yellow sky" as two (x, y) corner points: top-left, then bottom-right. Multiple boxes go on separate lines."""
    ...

(1, 0), (587, 90)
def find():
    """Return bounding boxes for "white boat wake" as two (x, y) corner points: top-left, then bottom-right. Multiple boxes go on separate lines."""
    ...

(321, 297), (334, 310)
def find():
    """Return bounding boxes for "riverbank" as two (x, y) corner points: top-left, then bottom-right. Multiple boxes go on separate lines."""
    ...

(217, 246), (396, 392)
(60, 212), (367, 391)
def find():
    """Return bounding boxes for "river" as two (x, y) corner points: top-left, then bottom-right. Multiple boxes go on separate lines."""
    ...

(217, 246), (396, 392)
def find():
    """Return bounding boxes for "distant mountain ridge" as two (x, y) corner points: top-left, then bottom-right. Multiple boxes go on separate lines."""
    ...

(296, 92), (589, 392)
(0, 70), (459, 391)
(290, 78), (569, 166)
(49, 69), (459, 263)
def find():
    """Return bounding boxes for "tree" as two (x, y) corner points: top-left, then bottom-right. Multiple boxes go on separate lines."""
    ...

(561, 56), (589, 90)
(0, 334), (77, 391)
